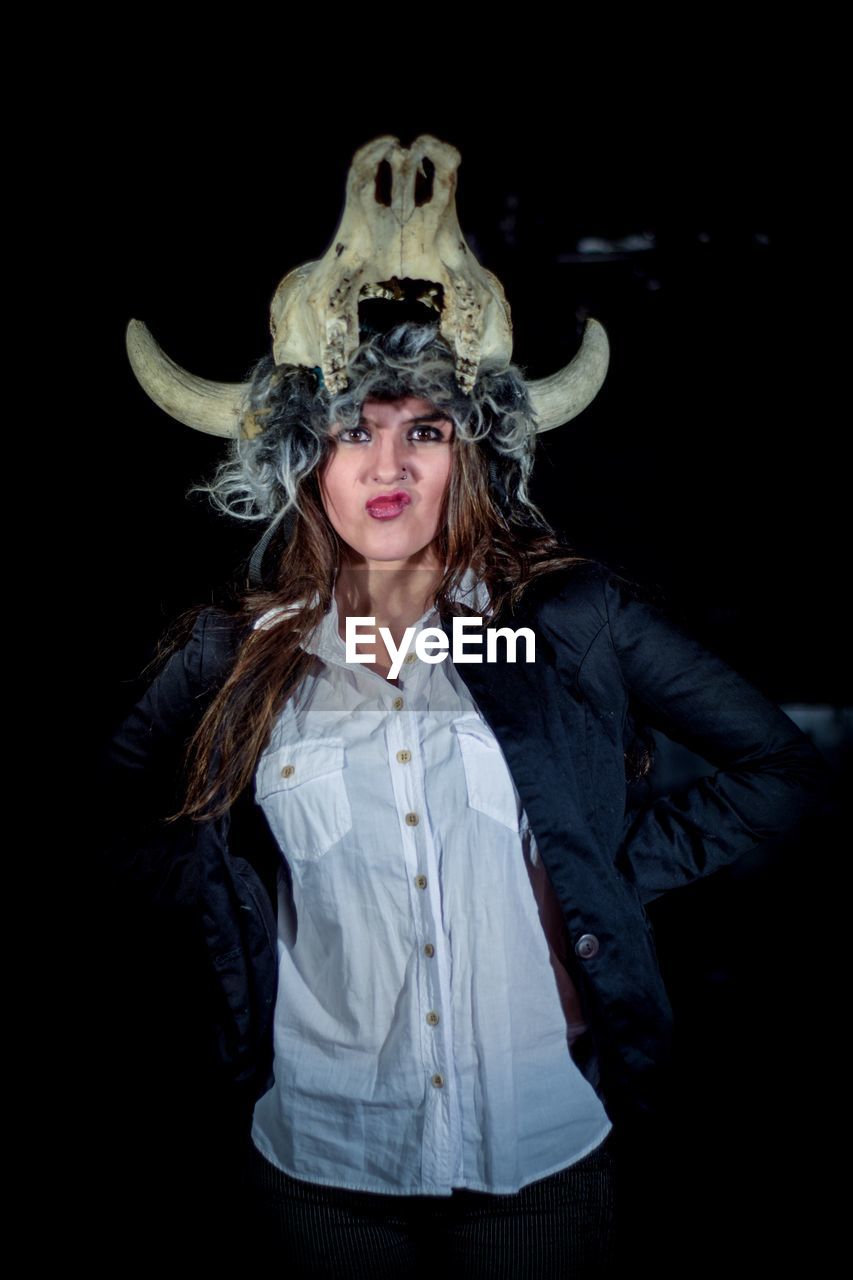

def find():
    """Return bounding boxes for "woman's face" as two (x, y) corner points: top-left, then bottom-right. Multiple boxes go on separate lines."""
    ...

(320, 396), (455, 568)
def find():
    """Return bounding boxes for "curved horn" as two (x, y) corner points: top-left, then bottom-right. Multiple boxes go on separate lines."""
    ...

(527, 318), (610, 433)
(125, 319), (251, 439)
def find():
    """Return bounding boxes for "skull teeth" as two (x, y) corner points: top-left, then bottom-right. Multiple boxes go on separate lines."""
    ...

(359, 282), (399, 301)
(416, 287), (441, 313)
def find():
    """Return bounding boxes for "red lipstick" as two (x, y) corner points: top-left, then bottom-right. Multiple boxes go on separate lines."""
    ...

(365, 491), (412, 520)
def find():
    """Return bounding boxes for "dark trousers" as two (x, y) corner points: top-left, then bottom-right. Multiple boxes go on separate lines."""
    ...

(239, 1132), (620, 1277)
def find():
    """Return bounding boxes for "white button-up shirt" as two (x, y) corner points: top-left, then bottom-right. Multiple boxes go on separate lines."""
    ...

(250, 569), (612, 1195)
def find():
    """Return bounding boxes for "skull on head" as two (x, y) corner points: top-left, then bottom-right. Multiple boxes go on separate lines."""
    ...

(126, 134), (609, 438)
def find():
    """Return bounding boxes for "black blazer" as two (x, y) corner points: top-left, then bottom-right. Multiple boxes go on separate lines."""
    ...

(98, 559), (831, 1133)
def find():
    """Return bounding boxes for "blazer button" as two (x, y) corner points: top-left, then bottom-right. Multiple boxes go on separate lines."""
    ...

(574, 933), (600, 959)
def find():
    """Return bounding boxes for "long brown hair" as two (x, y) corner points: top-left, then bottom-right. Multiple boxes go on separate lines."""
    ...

(166, 427), (601, 824)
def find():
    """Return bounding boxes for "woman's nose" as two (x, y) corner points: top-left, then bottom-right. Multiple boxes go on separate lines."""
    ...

(371, 434), (407, 482)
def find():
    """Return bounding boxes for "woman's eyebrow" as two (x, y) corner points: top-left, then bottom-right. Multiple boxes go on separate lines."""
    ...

(358, 411), (453, 426)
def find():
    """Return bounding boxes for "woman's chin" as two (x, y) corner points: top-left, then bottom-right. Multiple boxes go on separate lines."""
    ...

(346, 534), (439, 567)
(345, 540), (438, 570)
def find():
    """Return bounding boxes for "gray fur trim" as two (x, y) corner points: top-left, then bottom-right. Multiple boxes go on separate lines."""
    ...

(190, 321), (543, 527)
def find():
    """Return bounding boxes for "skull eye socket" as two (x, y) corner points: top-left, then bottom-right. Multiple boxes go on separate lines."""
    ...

(375, 159), (393, 208)
(415, 156), (435, 207)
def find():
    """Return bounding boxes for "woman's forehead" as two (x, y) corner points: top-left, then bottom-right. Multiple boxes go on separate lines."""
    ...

(359, 395), (444, 420)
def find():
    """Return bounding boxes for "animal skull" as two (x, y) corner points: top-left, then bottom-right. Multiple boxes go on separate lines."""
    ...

(126, 134), (609, 437)
(270, 134), (512, 396)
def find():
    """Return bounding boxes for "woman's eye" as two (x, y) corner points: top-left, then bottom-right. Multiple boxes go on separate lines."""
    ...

(334, 427), (369, 443)
(410, 426), (449, 442)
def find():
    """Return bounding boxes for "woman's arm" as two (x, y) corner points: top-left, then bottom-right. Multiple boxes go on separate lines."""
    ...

(95, 606), (238, 913)
(603, 572), (832, 906)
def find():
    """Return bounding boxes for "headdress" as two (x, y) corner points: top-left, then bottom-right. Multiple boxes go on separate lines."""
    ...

(125, 134), (609, 441)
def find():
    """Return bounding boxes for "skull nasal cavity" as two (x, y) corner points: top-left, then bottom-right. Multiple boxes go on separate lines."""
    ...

(375, 160), (393, 207)
(415, 157), (435, 207)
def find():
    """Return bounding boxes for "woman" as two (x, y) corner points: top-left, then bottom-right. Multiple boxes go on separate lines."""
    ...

(103, 134), (830, 1275)
(101, 318), (830, 1277)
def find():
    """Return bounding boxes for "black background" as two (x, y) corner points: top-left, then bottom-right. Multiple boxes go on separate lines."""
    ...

(58, 44), (844, 1271)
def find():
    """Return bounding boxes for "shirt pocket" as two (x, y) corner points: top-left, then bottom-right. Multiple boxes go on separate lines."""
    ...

(451, 714), (521, 833)
(255, 737), (352, 861)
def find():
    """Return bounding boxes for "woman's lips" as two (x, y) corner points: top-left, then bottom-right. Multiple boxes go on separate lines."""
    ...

(365, 492), (412, 520)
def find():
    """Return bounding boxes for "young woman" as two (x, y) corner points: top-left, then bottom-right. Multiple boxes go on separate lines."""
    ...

(101, 318), (830, 1277)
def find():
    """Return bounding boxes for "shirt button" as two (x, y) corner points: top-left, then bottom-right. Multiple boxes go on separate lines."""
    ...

(431, 1073), (445, 1088)
(280, 764), (295, 779)
(392, 696), (404, 711)
(405, 812), (419, 826)
(415, 875), (428, 890)
(404, 653), (417, 664)
(574, 933), (600, 959)
(423, 943), (435, 958)
(396, 749), (412, 764)
(426, 1011), (440, 1026)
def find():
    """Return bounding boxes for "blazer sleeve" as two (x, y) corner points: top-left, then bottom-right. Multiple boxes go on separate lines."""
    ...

(95, 606), (235, 914)
(603, 572), (832, 905)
